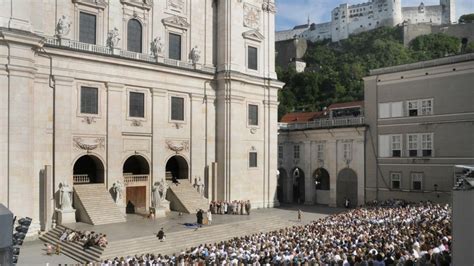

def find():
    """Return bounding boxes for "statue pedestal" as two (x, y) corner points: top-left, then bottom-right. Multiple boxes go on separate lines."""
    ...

(56, 208), (76, 225)
(156, 55), (164, 63)
(117, 203), (126, 215)
(112, 47), (121, 55)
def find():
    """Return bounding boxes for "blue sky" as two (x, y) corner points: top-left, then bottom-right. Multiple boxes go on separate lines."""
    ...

(276, 0), (474, 30)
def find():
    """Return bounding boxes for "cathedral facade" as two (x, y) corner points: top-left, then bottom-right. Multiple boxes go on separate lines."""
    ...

(0, 0), (282, 234)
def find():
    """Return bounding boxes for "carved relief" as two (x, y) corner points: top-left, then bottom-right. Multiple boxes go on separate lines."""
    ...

(243, 3), (261, 30)
(189, 46), (201, 64)
(166, 140), (189, 153)
(168, 0), (184, 11)
(55, 15), (71, 39)
(262, 2), (276, 13)
(72, 0), (108, 9)
(150, 37), (164, 57)
(73, 137), (105, 151)
(131, 120), (143, 127)
(106, 27), (120, 49)
(162, 16), (190, 29)
(250, 128), (257, 134)
(81, 116), (97, 124)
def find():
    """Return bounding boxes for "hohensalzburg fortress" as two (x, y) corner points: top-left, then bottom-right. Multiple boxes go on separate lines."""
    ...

(276, 0), (455, 42)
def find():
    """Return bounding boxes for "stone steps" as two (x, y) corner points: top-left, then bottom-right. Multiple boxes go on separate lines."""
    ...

(74, 184), (126, 225)
(101, 215), (298, 259)
(166, 181), (208, 214)
(39, 225), (104, 263)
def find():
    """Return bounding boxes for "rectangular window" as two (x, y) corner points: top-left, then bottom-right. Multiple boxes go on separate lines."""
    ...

(421, 133), (433, 157)
(171, 96), (184, 121)
(408, 101), (418, 116)
(379, 101), (402, 118)
(80, 87), (98, 114)
(391, 135), (402, 157)
(249, 152), (258, 168)
(293, 145), (300, 160)
(408, 134), (418, 157)
(390, 172), (401, 190)
(278, 145), (283, 160)
(248, 104), (258, 126)
(411, 173), (423, 191)
(248, 46), (258, 70)
(169, 33), (182, 60)
(129, 92), (145, 118)
(79, 12), (97, 44)
(317, 143), (324, 161)
(343, 143), (352, 161)
(421, 99), (433, 115)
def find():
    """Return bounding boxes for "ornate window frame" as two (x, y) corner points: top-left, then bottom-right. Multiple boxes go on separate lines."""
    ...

(243, 30), (264, 75)
(126, 87), (149, 122)
(248, 146), (259, 169)
(246, 102), (261, 129)
(73, 0), (107, 45)
(168, 93), (188, 125)
(163, 16), (189, 62)
(76, 81), (105, 120)
(121, 2), (151, 53)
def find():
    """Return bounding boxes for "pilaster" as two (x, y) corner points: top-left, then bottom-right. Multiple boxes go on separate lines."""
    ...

(151, 88), (167, 186)
(106, 82), (124, 191)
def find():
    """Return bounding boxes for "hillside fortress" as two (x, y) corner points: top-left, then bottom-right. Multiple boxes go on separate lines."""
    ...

(276, 0), (456, 42)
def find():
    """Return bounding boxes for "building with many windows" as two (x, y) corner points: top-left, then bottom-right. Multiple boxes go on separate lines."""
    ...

(0, 0), (282, 234)
(364, 53), (474, 203)
(277, 101), (366, 207)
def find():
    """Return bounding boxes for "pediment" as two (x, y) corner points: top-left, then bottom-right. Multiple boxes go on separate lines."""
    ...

(120, 0), (153, 10)
(72, 0), (108, 9)
(162, 16), (190, 29)
(242, 30), (265, 42)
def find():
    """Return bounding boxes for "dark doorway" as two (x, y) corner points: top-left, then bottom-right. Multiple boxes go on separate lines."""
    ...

(73, 155), (104, 184)
(313, 168), (330, 190)
(165, 156), (189, 180)
(277, 168), (288, 203)
(123, 155), (150, 175)
(126, 186), (146, 213)
(292, 167), (305, 204)
(336, 168), (358, 208)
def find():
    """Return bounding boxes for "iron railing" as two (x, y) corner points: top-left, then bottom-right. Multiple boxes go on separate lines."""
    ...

(279, 116), (365, 131)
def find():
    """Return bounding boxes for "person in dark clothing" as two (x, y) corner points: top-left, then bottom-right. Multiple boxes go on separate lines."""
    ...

(172, 176), (180, 186)
(196, 209), (203, 226)
(156, 228), (166, 242)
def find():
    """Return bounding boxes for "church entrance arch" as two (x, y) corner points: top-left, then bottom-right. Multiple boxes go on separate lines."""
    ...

(165, 155), (189, 181)
(73, 155), (104, 184)
(123, 155), (150, 214)
(336, 168), (358, 208)
(313, 168), (330, 204)
(291, 167), (305, 204)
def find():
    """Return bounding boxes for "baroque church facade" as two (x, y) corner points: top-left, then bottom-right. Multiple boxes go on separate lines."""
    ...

(0, 0), (282, 233)
(276, 0), (456, 42)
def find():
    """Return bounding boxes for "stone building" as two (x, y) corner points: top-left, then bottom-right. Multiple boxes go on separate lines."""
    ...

(277, 101), (366, 207)
(277, 0), (456, 43)
(364, 53), (474, 204)
(0, 0), (282, 234)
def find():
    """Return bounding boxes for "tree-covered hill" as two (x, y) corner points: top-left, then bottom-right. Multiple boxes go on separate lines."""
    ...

(277, 26), (470, 120)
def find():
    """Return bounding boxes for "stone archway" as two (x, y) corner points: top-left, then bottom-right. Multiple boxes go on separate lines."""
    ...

(165, 155), (189, 181)
(313, 168), (330, 205)
(291, 167), (305, 204)
(73, 155), (105, 184)
(336, 168), (358, 208)
(277, 168), (288, 203)
(123, 155), (150, 214)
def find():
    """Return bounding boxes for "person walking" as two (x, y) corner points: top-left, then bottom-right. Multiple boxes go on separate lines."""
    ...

(157, 228), (166, 242)
(207, 210), (213, 225)
(297, 209), (302, 222)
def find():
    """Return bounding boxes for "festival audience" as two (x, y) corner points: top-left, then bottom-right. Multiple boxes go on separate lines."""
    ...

(209, 200), (251, 215)
(102, 201), (451, 265)
(57, 228), (108, 249)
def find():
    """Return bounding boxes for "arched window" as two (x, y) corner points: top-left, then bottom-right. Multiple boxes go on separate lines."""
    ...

(127, 19), (142, 53)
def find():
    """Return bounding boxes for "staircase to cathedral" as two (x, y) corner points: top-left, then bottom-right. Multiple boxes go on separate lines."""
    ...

(166, 181), (208, 214)
(73, 184), (126, 225)
(39, 225), (104, 263)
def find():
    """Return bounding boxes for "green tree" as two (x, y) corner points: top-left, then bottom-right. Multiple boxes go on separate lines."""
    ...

(459, 13), (474, 23)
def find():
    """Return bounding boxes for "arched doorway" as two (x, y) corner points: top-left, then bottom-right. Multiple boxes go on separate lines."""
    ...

(313, 168), (330, 205)
(336, 168), (358, 208)
(123, 155), (150, 214)
(165, 156), (189, 181)
(291, 167), (305, 204)
(73, 155), (104, 184)
(277, 168), (288, 203)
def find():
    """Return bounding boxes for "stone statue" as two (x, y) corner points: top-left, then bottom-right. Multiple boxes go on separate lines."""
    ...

(158, 181), (169, 202)
(112, 181), (124, 204)
(152, 182), (161, 208)
(59, 182), (73, 211)
(150, 37), (164, 57)
(293, 168), (300, 179)
(189, 45), (201, 65)
(106, 27), (120, 49)
(56, 15), (71, 39)
(198, 177), (205, 197)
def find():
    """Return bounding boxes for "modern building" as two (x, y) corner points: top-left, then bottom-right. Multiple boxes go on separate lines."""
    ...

(364, 53), (474, 203)
(0, 0), (282, 235)
(277, 101), (366, 207)
(276, 0), (456, 43)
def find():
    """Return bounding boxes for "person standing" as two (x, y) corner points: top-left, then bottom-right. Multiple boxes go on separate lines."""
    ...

(245, 201), (251, 215)
(197, 209), (203, 226)
(207, 210), (213, 225)
(297, 209), (302, 222)
(157, 228), (166, 242)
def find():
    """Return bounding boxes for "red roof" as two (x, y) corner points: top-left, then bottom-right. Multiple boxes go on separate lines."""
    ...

(328, 100), (364, 110)
(280, 111), (324, 123)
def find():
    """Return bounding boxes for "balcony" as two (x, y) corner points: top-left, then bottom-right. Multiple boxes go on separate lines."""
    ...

(123, 174), (149, 186)
(73, 174), (90, 184)
(279, 116), (365, 131)
(42, 36), (216, 74)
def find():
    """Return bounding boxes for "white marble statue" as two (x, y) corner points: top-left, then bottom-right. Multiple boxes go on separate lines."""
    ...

(150, 37), (164, 57)
(56, 15), (71, 39)
(59, 182), (73, 211)
(112, 181), (124, 204)
(106, 27), (120, 49)
(152, 182), (161, 208)
(158, 181), (169, 202)
(198, 177), (205, 197)
(189, 46), (201, 65)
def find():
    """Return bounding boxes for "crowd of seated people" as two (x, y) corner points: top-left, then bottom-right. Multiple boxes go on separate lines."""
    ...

(58, 229), (108, 249)
(209, 200), (251, 215)
(102, 202), (451, 265)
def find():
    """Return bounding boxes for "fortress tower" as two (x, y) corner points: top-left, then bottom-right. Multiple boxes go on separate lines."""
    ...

(440, 0), (456, 24)
(389, 0), (403, 26)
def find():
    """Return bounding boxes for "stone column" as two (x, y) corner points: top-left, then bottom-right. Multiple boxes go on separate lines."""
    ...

(106, 82), (124, 210)
(327, 139), (338, 207)
(190, 93), (206, 195)
(151, 88), (167, 186)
